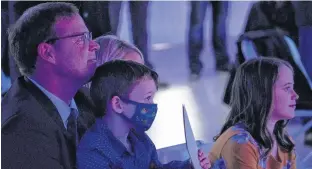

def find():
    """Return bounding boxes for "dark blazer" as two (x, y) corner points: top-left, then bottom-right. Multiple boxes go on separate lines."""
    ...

(1, 76), (96, 169)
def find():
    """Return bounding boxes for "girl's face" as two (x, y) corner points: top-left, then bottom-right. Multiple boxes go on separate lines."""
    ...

(270, 65), (299, 121)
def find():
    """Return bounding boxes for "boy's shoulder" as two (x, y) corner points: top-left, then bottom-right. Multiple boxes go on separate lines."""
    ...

(77, 119), (111, 151)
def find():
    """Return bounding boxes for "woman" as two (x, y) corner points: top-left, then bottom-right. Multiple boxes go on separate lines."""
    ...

(84, 35), (144, 88)
(209, 57), (298, 169)
(91, 35), (168, 89)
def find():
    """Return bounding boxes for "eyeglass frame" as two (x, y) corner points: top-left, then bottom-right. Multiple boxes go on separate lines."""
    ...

(44, 32), (92, 44)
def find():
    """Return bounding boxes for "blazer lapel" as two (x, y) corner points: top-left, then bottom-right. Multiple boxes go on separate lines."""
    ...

(23, 77), (96, 142)
(23, 77), (68, 134)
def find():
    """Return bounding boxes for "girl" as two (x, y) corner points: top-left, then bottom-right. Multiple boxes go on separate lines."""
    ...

(209, 57), (298, 169)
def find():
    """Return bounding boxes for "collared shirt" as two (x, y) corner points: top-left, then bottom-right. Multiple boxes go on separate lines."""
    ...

(28, 78), (78, 128)
(77, 118), (192, 169)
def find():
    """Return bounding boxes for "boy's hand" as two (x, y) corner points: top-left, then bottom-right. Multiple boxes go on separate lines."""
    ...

(198, 149), (211, 169)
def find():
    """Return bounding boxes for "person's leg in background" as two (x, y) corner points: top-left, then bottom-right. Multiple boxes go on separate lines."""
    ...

(188, 1), (209, 80)
(129, 1), (154, 69)
(211, 1), (230, 71)
(298, 26), (312, 147)
(108, 1), (122, 35)
(129, 1), (170, 88)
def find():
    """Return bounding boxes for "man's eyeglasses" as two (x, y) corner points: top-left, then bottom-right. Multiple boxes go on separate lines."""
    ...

(45, 32), (92, 44)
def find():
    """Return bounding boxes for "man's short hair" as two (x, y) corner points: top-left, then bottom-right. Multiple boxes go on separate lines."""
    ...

(8, 2), (79, 76)
(90, 60), (159, 117)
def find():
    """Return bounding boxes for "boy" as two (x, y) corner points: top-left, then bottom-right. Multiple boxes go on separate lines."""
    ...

(77, 60), (210, 169)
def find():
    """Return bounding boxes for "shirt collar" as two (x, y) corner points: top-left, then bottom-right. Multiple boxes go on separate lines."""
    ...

(28, 77), (78, 126)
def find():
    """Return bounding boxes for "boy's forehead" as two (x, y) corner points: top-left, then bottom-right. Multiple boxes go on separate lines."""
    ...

(128, 78), (157, 97)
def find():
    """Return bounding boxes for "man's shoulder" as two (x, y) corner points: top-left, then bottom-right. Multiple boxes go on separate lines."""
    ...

(1, 78), (33, 128)
(1, 77), (55, 132)
(1, 100), (52, 134)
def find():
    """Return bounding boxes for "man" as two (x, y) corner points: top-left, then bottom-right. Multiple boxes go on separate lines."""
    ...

(3, 1), (110, 84)
(2, 2), (100, 169)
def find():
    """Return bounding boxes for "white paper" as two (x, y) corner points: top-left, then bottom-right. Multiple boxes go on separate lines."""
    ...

(183, 105), (201, 169)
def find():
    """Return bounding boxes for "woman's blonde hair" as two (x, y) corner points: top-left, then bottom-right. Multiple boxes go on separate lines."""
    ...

(94, 35), (144, 65)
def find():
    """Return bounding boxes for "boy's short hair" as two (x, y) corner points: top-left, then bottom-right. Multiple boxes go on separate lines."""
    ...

(90, 60), (158, 117)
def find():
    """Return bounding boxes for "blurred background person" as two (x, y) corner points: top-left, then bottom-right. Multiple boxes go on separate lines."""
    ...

(79, 1), (111, 38)
(188, 1), (231, 81)
(244, 1), (298, 45)
(292, 2), (312, 80)
(292, 1), (312, 147)
(108, 1), (169, 88)
(108, 1), (153, 69)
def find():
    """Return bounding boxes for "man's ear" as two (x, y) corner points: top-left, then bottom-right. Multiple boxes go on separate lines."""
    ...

(37, 42), (56, 64)
(111, 96), (124, 114)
